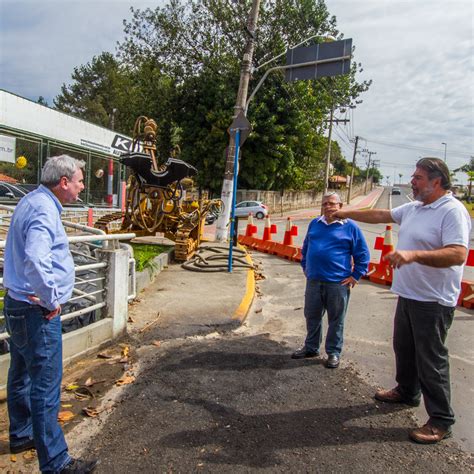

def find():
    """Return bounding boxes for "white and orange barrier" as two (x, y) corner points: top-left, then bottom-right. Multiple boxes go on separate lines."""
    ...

(239, 219), (473, 310)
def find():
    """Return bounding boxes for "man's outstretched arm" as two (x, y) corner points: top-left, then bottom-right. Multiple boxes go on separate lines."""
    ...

(334, 208), (394, 224)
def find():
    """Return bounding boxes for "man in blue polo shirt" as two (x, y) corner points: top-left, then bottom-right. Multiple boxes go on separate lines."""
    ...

(292, 192), (370, 368)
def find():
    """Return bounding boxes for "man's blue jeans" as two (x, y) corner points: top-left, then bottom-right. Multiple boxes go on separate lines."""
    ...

(4, 294), (70, 472)
(303, 279), (350, 356)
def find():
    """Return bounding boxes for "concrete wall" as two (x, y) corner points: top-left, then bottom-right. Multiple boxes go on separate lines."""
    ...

(236, 182), (369, 214)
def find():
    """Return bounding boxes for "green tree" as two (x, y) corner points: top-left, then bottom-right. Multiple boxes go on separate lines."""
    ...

(54, 52), (134, 132)
(454, 157), (474, 200)
(55, 0), (371, 193)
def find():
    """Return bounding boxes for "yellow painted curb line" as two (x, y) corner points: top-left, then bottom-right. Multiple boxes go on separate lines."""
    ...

(233, 244), (255, 323)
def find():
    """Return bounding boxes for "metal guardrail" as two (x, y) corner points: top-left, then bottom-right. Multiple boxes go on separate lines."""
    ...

(0, 213), (136, 343)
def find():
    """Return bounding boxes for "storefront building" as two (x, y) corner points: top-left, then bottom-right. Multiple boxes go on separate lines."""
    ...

(0, 89), (134, 207)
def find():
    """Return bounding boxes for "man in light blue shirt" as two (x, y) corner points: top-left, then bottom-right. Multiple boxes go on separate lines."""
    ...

(4, 155), (98, 473)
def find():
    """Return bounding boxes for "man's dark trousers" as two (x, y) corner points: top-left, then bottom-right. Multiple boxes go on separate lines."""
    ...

(393, 296), (455, 429)
(5, 294), (70, 472)
(304, 280), (350, 356)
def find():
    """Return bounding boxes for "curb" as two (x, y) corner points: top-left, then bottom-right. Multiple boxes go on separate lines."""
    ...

(232, 244), (255, 323)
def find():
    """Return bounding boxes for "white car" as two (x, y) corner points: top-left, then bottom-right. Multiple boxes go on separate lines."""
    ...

(234, 200), (268, 219)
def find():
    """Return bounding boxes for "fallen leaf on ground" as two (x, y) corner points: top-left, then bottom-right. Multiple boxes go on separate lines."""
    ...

(82, 407), (101, 417)
(58, 411), (75, 422)
(128, 316), (135, 323)
(23, 450), (36, 460)
(254, 308), (263, 313)
(152, 340), (161, 347)
(121, 345), (130, 357)
(65, 383), (80, 391)
(97, 352), (113, 359)
(61, 404), (73, 408)
(293, 307), (303, 310)
(85, 377), (93, 386)
(115, 374), (136, 386)
(74, 387), (94, 400)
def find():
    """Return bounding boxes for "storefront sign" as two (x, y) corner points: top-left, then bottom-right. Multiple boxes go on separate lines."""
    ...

(0, 134), (16, 163)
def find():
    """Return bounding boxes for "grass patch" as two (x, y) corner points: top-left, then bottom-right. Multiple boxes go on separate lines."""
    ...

(130, 243), (172, 272)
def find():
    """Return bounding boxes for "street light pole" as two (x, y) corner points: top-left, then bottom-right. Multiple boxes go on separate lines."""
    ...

(441, 142), (447, 163)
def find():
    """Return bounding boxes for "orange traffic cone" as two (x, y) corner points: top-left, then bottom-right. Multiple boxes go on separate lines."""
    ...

(245, 213), (258, 237)
(262, 215), (277, 241)
(283, 217), (298, 246)
(381, 225), (394, 257)
(283, 218), (293, 246)
(259, 215), (277, 254)
(368, 225), (394, 286)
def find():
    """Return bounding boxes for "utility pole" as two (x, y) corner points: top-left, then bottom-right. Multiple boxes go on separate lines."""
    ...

(323, 112), (349, 193)
(323, 107), (334, 194)
(347, 135), (359, 204)
(363, 150), (377, 194)
(216, 0), (261, 242)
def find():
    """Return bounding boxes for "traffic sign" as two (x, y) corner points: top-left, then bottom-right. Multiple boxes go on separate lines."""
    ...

(228, 111), (252, 146)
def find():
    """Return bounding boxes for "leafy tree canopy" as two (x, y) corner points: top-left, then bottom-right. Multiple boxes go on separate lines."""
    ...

(54, 0), (372, 193)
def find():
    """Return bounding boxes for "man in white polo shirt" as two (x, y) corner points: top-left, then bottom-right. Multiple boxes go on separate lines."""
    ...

(334, 157), (471, 444)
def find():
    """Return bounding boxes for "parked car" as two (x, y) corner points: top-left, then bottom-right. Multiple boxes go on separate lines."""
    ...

(205, 211), (217, 225)
(0, 182), (29, 200)
(234, 200), (268, 219)
(391, 187), (401, 195)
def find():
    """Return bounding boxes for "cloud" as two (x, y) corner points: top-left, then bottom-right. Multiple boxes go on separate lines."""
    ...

(0, 0), (472, 183)
(0, 1), (154, 102)
(330, 0), (473, 181)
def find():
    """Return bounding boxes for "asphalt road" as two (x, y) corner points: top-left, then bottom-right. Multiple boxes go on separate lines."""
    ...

(242, 186), (474, 451)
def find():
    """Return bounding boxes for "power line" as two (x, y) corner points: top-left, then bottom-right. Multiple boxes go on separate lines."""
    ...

(364, 137), (473, 158)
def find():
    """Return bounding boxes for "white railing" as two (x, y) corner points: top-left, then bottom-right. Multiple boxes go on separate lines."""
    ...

(0, 218), (136, 342)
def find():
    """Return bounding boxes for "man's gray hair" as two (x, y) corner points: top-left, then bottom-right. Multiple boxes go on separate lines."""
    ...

(41, 155), (86, 187)
(416, 157), (451, 190)
(322, 191), (342, 203)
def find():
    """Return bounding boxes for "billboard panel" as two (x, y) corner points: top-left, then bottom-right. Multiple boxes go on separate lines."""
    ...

(285, 38), (352, 82)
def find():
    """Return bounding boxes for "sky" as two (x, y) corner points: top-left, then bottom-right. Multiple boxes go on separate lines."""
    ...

(0, 0), (473, 185)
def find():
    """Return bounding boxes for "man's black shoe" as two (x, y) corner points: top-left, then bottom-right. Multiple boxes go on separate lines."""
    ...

(10, 438), (36, 454)
(61, 458), (99, 473)
(326, 355), (340, 368)
(291, 348), (319, 359)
